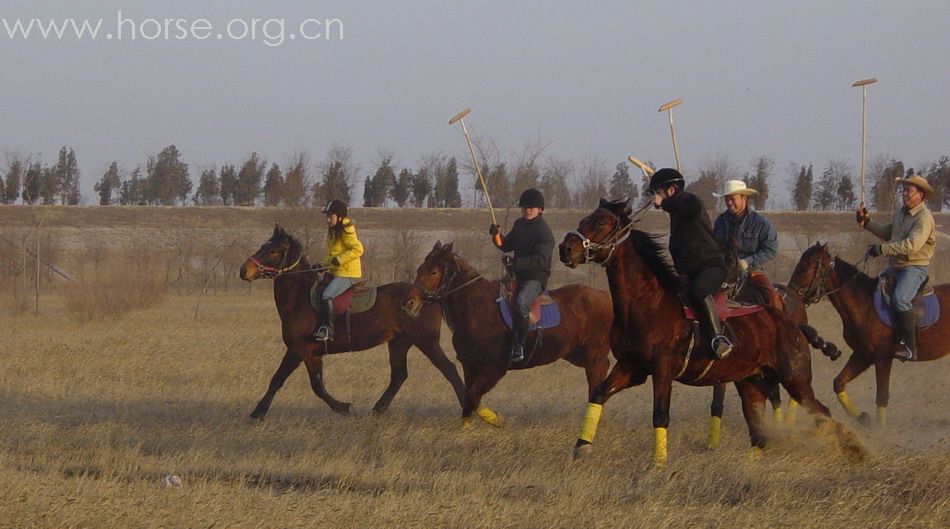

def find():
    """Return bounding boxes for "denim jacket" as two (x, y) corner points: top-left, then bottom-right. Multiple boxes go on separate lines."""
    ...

(713, 208), (778, 271)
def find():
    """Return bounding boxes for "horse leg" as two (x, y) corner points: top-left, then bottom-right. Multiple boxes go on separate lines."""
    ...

(415, 337), (466, 410)
(873, 358), (894, 428)
(460, 363), (506, 429)
(302, 353), (352, 415)
(707, 384), (726, 450)
(573, 360), (647, 459)
(734, 378), (770, 456)
(768, 384), (785, 425)
(371, 337), (410, 415)
(832, 352), (873, 426)
(650, 364), (675, 467)
(250, 349), (302, 420)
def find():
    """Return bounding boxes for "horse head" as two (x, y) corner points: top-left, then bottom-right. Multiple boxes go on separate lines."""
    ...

(788, 242), (834, 305)
(404, 240), (457, 316)
(560, 197), (633, 268)
(240, 224), (306, 281)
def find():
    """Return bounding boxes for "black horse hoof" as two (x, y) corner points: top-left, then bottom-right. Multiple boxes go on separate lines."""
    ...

(249, 407), (267, 420)
(333, 403), (353, 416)
(857, 412), (872, 427)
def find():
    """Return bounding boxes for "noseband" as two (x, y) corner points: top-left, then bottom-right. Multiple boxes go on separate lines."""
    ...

(792, 254), (834, 305)
(566, 208), (634, 267)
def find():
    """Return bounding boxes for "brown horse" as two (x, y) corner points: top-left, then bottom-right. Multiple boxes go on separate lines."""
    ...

(402, 241), (613, 427)
(560, 199), (843, 466)
(789, 242), (950, 427)
(239, 225), (465, 419)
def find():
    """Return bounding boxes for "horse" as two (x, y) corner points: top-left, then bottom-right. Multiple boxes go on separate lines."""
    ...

(560, 198), (851, 466)
(239, 225), (465, 419)
(402, 241), (613, 428)
(789, 242), (950, 427)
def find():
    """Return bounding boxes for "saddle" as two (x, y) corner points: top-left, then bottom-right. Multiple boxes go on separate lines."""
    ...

(310, 276), (378, 316)
(681, 290), (764, 322)
(496, 279), (561, 330)
(873, 273), (939, 329)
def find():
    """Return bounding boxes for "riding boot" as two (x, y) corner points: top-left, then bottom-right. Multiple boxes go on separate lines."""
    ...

(313, 299), (334, 342)
(894, 310), (917, 362)
(510, 313), (528, 363)
(700, 295), (733, 359)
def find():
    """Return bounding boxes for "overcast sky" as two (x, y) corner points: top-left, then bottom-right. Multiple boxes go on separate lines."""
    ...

(1, 1), (948, 207)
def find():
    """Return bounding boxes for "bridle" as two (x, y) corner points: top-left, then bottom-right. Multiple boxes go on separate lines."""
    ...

(415, 254), (482, 302)
(791, 250), (869, 306)
(566, 207), (638, 267)
(249, 241), (304, 279)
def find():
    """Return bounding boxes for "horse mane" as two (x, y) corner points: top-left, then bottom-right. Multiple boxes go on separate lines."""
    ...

(628, 229), (681, 292)
(833, 255), (878, 290)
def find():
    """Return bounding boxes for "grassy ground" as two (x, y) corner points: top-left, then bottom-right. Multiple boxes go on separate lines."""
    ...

(1, 287), (947, 528)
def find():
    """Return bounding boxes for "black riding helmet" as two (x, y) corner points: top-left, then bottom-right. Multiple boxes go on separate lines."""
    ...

(323, 199), (348, 218)
(518, 188), (544, 209)
(648, 168), (685, 193)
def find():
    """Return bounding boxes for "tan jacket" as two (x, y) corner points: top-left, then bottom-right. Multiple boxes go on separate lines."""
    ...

(864, 202), (936, 267)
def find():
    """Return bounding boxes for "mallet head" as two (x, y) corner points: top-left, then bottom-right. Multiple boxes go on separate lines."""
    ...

(449, 108), (472, 125)
(852, 78), (877, 87)
(627, 155), (655, 177)
(658, 99), (682, 112)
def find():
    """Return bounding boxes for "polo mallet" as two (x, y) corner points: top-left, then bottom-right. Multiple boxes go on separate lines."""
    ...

(852, 78), (877, 208)
(658, 98), (683, 172)
(449, 108), (496, 225)
(626, 156), (655, 222)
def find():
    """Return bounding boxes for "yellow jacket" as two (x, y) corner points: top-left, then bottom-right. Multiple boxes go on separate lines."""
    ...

(324, 220), (363, 278)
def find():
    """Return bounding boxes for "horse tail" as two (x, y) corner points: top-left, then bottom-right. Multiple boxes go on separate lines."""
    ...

(798, 324), (841, 361)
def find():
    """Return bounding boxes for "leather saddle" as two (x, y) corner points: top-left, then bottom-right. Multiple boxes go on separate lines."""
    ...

(310, 276), (378, 316)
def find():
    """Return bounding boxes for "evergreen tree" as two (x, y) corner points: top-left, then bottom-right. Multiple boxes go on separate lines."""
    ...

(283, 154), (310, 207)
(871, 159), (902, 211)
(434, 157), (462, 208)
(146, 145), (191, 205)
(539, 158), (574, 208)
(193, 169), (220, 205)
(410, 166), (432, 207)
(512, 159), (541, 197)
(747, 156), (772, 210)
(836, 174), (856, 210)
(219, 164), (237, 205)
(315, 144), (355, 206)
(94, 161), (122, 205)
(364, 157), (394, 207)
(3, 158), (23, 204)
(39, 165), (58, 204)
(21, 162), (42, 205)
(390, 167), (412, 207)
(235, 152), (266, 206)
(262, 163), (283, 207)
(119, 167), (145, 205)
(926, 156), (950, 211)
(608, 162), (637, 201)
(484, 162), (511, 208)
(792, 164), (813, 211)
(55, 146), (81, 205)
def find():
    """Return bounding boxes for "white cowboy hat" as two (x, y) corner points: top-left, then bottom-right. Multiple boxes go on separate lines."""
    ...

(712, 180), (758, 198)
(895, 175), (935, 200)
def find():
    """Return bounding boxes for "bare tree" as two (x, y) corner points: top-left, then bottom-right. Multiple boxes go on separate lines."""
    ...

(573, 158), (609, 209)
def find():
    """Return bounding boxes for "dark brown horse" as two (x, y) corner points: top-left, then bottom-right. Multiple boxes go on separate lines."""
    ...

(560, 199), (850, 466)
(239, 225), (465, 419)
(789, 243), (950, 427)
(403, 241), (613, 427)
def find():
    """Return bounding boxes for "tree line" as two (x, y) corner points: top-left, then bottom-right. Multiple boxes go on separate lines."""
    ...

(3, 144), (950, 211)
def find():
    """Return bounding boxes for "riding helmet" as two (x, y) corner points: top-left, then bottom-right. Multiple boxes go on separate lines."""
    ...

(517, 188), (545, 209)
(323, 199), (348, 218)
(648, 168), (686, 193)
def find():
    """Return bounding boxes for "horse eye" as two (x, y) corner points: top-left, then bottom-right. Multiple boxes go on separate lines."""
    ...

(430, 270), (437, 275)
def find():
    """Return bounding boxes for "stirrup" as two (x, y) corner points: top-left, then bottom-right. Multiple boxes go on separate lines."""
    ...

(313, 326), (331, 342)
(510, 344), (525, 363)
(894, 342), (914, 362)
(711, 336), (733, 359)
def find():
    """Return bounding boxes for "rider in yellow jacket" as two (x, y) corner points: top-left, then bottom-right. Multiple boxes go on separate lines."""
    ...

(315, 200), (364, 341)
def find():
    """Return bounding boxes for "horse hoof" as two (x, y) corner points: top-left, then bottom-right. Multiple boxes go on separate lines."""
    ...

(461, 417), (474, 430)
(334, 403), (352, 416)
(857, 412), (872, 428)
(249, 408), (266, 420)
(573, 443), (593, 460)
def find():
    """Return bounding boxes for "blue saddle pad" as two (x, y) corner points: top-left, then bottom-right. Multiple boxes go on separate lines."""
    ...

(497, 297), (561, 331)
(873, 289), (940, 329)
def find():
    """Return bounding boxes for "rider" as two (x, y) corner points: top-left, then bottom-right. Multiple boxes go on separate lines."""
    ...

(857, 172), (936, 361)
(489, 188), (555, 363)
(712, 180), (782, 310)
(650, 168), (732, 359)
(314, 199), (364, 342)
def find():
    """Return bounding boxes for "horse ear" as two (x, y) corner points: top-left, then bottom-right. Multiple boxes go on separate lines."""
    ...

(598, 197), (609, 208)
(433, 240), (442, 251)
(443, 242), (454, 253)
(621, 196), (632, 216)
(273, 224), (281, 236)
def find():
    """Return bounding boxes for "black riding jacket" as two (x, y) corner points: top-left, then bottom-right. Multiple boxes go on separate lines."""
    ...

(660, 190), (724, 276)
(498, 215), (555, 288)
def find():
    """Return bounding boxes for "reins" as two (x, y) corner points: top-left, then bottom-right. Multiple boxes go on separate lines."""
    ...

(794, 253), (870, 306)
(418, 255), (483, 302)
(567, 202), (649, 267)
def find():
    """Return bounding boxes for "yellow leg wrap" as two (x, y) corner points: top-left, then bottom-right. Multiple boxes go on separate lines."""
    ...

(653, 427), (668, 468)
(877, 406), (887, 428)
(577, 403), (604, 444)
(772, 406), (784, 425)
(461, 416), (474, 430)
(749, 446), (763, 460)
(475, 406), (502, 428)
(706, 416), (721, 450)
(787, 400), (799, 425)
(836, 391), (862, 419)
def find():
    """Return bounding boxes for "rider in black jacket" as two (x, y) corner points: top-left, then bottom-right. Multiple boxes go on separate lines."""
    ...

(489, 188), (555, 362)
(649, 168), (732, 359)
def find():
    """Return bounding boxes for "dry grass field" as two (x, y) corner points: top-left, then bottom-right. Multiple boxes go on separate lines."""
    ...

(1, 206), (948, 528)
